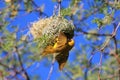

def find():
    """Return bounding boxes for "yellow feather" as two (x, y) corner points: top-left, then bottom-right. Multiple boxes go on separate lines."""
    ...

(53, 43), (58, 48)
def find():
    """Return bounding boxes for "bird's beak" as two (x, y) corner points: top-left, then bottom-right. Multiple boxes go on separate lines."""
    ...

(68, 39), (74, 46)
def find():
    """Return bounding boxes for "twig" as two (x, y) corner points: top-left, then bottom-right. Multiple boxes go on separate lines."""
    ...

(84, 68), (88, 80)
(31, 0), (39, 8)
(0, 62), (10, 69)
(63, 70), (73, 80)
(112, 24), (120, 80)
(88, 48), (96, 64)
(112, 22), (120, 79)
(100, 74), (119, 80)
(75, 27), (112, 37)
(112, 37), (120, 64)
(0, 61), (21, 80)
(57, 0), (61, 16)
(96, 22), (120, 79)
(112, 22), (120, 37)
(46, 55), (56, 80)
(15, 46), (30, 80)
(100, 22), (120, 51)
(98, 53), (103, 80)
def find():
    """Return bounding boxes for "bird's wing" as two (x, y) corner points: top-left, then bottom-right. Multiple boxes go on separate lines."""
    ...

(55, 52), (69, 70)
(54, 31), (67, 50)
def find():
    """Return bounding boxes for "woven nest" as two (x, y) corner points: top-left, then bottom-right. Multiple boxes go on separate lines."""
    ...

(30, 16), (74, 48)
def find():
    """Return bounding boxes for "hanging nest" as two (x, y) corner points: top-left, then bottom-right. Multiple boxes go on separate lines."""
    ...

(30, 16), (74, 49)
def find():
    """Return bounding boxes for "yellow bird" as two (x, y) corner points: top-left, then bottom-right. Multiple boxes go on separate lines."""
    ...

(42, 31), (74, 70)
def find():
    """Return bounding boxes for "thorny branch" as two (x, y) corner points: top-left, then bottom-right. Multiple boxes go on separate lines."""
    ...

(15, 46), (30, 80)
(0, 57), (29, 80)
(98, 22), (120, 79)
(75, 27), (112, 37)
(84, 21), (120, 80)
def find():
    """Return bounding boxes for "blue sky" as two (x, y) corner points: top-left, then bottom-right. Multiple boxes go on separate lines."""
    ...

(0, 0), (101, 79)
(0, 0), (74, 79)
(1, 0), (120, 80)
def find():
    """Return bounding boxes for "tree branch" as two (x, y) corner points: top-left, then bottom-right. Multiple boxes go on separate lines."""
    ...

(46, 56), (55, 80)
(75, 27), (112, 37)
(15, 46), (30, 80)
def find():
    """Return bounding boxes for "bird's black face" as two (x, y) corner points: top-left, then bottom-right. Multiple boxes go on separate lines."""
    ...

(63, 31), (74, 40)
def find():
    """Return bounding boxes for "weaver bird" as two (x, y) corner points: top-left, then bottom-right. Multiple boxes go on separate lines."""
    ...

(42, 31), (74, 70)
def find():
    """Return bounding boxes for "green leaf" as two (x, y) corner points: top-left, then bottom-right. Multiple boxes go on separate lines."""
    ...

(70, 0), (80, 6)
(61, 8), (72, 16)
